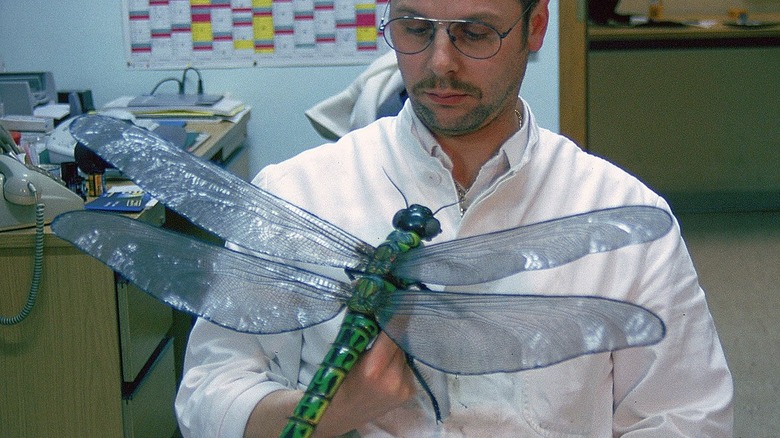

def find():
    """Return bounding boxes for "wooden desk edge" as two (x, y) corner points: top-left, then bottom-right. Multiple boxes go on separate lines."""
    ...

(0, 200), (165, 249)
(186, 110), (250, 160)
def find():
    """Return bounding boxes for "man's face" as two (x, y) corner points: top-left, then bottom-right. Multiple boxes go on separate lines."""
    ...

(390, 0), (548, 138)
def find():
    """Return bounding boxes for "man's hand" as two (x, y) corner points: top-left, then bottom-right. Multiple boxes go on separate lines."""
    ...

(245, 332), (416, 437)
(316, 332), (416, 434)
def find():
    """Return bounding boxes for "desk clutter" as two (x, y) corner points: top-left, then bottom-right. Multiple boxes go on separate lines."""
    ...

(102, 66), (248, 122)
(1, 66), (247, 164)
(587, 2), (780, 29)
(2, 66), (249, 233)
(85, 185), (154, 213)
(1, 66), (251, 437)
(0, 67), (249, 214)
(103, 94), (246, 121)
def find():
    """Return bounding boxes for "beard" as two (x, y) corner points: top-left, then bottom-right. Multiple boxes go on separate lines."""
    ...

(409, 75), (515, 137)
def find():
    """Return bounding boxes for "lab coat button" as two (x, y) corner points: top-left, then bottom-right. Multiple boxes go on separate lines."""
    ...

(424, 171), (442, 185)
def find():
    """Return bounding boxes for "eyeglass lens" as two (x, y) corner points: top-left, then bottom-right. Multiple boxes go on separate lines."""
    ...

(384, 18), (503, 59)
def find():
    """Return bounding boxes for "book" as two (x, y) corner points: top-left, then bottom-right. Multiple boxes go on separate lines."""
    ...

(85, 189), (153, 212)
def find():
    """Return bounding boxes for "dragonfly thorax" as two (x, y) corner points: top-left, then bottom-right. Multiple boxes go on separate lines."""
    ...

(392, 204), (441, 241)
(348, 275), (394, 314)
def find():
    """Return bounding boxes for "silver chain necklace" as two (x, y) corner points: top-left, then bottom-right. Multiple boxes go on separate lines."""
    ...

(455, 108), (522, 216)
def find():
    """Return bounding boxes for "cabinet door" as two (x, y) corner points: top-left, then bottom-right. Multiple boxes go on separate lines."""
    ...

(117, 278), (173, 382)
(122, 338), (177, 438)
(0, 238), (124, 437)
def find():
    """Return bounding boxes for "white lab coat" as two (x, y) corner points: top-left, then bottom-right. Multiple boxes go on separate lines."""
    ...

(304, 51), (403, 140)
(176, 99), (733, 437)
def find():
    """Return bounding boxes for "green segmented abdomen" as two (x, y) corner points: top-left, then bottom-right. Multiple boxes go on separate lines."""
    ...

(280, 311), (380, 438)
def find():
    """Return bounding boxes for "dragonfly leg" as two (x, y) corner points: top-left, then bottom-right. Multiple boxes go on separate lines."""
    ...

(344, 267), (360, 281)
(406, 353), (444, 423)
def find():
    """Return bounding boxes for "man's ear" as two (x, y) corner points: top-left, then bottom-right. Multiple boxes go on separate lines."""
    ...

(527, 0), (550, 52)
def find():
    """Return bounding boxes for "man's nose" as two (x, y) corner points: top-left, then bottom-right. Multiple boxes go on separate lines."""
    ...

(427, 24), (461, 74)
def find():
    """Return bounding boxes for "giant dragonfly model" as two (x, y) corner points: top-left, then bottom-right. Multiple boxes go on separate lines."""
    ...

(53, 115), (671, 438)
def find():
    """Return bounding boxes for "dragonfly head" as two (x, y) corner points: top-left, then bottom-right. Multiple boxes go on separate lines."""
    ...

(392, 204), (441, 241)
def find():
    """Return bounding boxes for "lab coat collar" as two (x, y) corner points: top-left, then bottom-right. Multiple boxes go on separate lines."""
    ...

(398, 97), (536, 176)
(396, 98), (537, 210)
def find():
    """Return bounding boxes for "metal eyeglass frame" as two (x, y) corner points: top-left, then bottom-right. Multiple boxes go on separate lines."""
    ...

(378, 2), (534, 60)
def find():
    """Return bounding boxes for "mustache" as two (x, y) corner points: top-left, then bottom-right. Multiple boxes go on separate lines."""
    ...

(411, 76), (481, 97)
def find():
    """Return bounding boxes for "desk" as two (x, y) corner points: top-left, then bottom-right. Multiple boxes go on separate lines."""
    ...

(0, 109), (250, 437)
(586, 14), (779, 212)
(0, 204), (176, 437)
(186, 109), (251, 181)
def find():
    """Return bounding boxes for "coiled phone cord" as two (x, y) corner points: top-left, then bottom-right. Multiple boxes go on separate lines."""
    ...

(0, 183), (44, 326)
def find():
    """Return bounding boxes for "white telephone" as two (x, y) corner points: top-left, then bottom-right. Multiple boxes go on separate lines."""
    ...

(1, 127), (85, 326)
(0, 153), (84, 231)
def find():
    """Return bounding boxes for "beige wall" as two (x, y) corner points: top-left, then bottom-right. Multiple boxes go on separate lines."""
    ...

(616, 0), (780, 15)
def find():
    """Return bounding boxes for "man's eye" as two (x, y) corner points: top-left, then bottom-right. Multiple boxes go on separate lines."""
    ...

(403, 21), (432, 36)
(458, 23), (492, 41)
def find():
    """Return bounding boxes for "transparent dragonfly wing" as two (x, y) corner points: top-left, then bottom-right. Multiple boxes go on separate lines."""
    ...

(376, 290), (665, 375)
(52, 211), (352, 334)
(68, 115), (374, 271)
(393, 206), (672, 286)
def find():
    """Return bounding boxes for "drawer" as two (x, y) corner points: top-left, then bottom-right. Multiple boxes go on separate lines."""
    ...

(117, 279), (173, 382)
(122, 337), (177, 438)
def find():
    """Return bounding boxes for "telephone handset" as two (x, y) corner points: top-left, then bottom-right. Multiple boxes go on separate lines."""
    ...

(0, 153), (84, 231)
(1, 126), (85, 326)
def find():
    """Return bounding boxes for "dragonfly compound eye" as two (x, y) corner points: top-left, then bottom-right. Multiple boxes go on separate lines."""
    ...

(392, 204), (441, 240)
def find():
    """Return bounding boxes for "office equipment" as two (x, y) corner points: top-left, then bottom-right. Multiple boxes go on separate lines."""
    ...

(0, 114), (54, 133)
(0, 81), (37, 115)
(0, 72), (56, 107)
(0, 153), (84, 231)
(44, 117), (79, 163)
(0, 129), (50, 327)
(0, 72), (65, 118)
(0, 72), (70, 120)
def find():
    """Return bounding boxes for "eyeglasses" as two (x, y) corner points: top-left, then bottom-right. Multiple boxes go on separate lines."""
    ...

(378, 6), (531, 60)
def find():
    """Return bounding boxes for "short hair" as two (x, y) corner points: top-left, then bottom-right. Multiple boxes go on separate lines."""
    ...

(519, 0), (540, 42)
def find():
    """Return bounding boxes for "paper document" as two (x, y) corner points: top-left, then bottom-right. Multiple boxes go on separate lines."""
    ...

(33, 103), (70, 120)
(103, 95), (245, 118)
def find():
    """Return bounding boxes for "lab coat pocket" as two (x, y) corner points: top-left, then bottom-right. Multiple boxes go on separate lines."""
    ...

(520, 354), (611, 437)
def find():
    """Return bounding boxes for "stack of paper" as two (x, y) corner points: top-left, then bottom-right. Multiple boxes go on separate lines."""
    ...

(33, 103), (71, 120)
(103, 95), (246, 120)
(128, 93), (224, 107)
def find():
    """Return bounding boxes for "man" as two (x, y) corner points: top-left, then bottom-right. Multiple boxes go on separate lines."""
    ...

(175, 1), (733, 436)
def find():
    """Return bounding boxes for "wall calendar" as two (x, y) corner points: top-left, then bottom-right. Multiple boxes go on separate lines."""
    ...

(123, 0), (391, 69)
